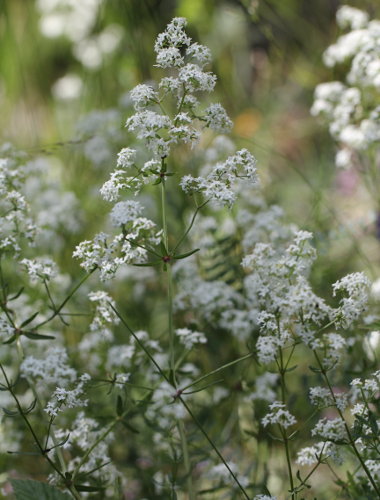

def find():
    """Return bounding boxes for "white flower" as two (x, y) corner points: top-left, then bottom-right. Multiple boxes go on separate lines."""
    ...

(21, 257), (58, 283)
(332, 272), (370, 328)
(336, 6), (369, 30)
(116, 147), (136, 168)
(311, 417), (346, 441)
(204, 103), (233, 132)
(129, 84), (157, 109)
(254, 496), (277, 500)
(175, 327), (207, 350)
(335, 148), (353, 168)
(186, 42), (212, 66)
(110, 200), (143, 226)
(247, 372), (279, 402)
(261, 401), (297, 428)
(179, 63), (216, 93)
(21, 347), (77, 388)
(296, 441), (334, 466)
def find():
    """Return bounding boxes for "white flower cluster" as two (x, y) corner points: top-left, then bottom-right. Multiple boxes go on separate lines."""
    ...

(146, 380), (187, 428)
(311, 5), (380, 167)
(311, 417), (346, 441)
(73, 215), (161, 280)
(20, 347), (77, 388)
(332, 272), (370, 328)
(261, 401), (297, 429)
(296, 441), (341, 466)
(45, 373), (91, 418)
(207, 462), (249, 489)
(246, 372), (279, 402)
(117, 17), (233, 169)
(175, 327), (207, 350)
(55, 411), (118, 483)
(309, 386), (347, 411)
(241, 229), (371, 363)
(253, 496), (277, 500)
(351, 370), (380, 399)
(180, 148), (258, 208)
(0, 155), (37, 253)
(20, 257), (58, 284)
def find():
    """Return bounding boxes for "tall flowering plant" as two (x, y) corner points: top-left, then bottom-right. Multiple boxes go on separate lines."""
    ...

(2, 11), (380, 500)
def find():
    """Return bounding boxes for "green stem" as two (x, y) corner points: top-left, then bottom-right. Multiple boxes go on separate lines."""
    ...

(0, 364), (79, 497)
(178, 420), (195, 500)
(110, 306), (249, 498)
(34, 268), (96, 329)
(167, 263), (175, 376)
(277, 347), (295, 500)
(13, 327), (68, 477)
(71, 392), (150, 481)
(160, 175), (175, 378)
(179, 396), (250, 500)
(181, 352), (254, 392)
(172, 199), (209, 254)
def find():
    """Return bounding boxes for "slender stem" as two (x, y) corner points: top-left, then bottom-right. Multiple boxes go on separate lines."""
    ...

(72, 391), (151, 481)
(180, 353), (254, 392)
(178, 420), (195, 500)
(160, 174), (175, 379)
(0, 364), (78, 497)
(277, 347), (295, 500)
(29, 381), (67, 473)
(161, 167), (194, 495)
(161, 175), (169, 250)
(13, 326), (68, 477)
(179, 396), (250, 500)
(167, 263), (175, 376)
(172, 200), (209, 254)
(313, 351), (380, 497)
(34, 268), (96, 329)
(0, 256), (16, 327)
(110, 305), (249, 498)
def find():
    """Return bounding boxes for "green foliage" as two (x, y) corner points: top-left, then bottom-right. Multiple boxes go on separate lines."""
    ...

(11, 480), (71, 500)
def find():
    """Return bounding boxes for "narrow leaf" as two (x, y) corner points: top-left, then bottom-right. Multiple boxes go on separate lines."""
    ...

(174, 248), (200, 259)
(3, 335), (17, 345)
(116, 395), (123, 416)
(23, 332), (55, 341)
(9, 287), (24, 301)
(20, 312), (39, 328)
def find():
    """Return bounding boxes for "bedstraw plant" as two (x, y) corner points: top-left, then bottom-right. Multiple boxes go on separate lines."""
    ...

(1, 10), (380, 500)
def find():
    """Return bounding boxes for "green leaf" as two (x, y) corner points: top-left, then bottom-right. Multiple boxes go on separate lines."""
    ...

(3, 407), (19, 416)
(74, 484), (106, 492)
(11, 479), (71, 500)
(23, 399), (37, 415)
(23, 332), (55, 341)
(9, 287), (24, 301)
(368, 411), (379, 434)
(133, 261), (161, 267)
(120, 419), (139, 434)
(285, 364), (298, 373)
(3, 334), (17, 345)
(116, 395), (123, 416)
(173, 248), (200, 259)
(308, 365), (321, 373)
(20, 312), (39, 328)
